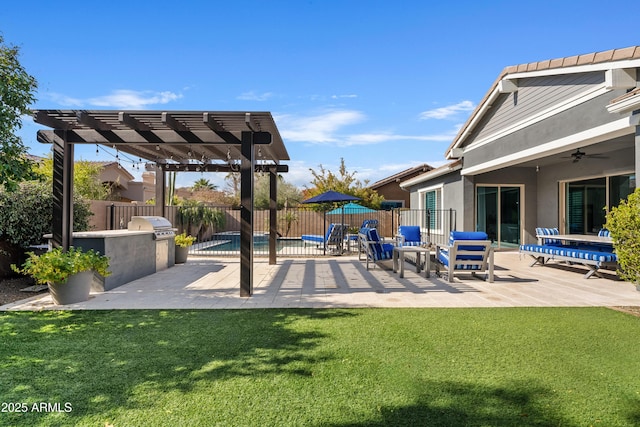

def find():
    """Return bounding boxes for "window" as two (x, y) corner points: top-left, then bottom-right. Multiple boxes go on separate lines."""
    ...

(563, 173), (635, 234)
(419, 186), (442, 231)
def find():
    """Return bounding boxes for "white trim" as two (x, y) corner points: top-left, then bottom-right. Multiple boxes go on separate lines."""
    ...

(401, 162), (462, 188)
(447, 85), (502, 157)
(461, 116), (636, 176)
(505, 59), (640, 80)
(418, 185), (443, 233)
(607, 92), (640, 115)
(464, 84), (609, 153)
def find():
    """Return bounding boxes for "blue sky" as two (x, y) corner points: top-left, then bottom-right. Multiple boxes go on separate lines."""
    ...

(2, 1), (638, 190)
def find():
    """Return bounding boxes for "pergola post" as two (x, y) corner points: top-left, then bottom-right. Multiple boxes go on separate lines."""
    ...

(240, 131), (255, 297)
(155, 165), (166, 217)
(269, 166), (278, 265)
(52, 130), (74, 250)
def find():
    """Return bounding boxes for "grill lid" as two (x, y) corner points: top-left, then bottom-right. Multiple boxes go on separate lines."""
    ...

(128, 216), (173, 231)
(128, 216), (175, 240)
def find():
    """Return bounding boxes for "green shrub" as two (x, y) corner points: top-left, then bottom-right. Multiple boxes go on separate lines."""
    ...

(12, 246), (110, 284)
(605, 187), (640, 284)
(0, 180), (92, 248)
(177, 201), (225, 240)
(174, 232), (196, 248)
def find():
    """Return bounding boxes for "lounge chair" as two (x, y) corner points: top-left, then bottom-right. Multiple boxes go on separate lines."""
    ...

(302, 223), (348, 252)
(358, 227), (395, 270)
(396, 225), (428, 247)
(435, 231), (494, 282)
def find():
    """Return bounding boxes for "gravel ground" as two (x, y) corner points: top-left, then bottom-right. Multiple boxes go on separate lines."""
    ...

(0, 276), (47, 306)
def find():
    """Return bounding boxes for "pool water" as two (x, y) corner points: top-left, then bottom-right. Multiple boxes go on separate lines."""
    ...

(202, 232), (303, 252)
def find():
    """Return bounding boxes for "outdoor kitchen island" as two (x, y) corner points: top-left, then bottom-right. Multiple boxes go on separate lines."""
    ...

(45, 217), (176, 292)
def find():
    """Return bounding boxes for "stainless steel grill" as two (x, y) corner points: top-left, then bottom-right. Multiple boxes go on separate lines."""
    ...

(128, 216), (175, 240)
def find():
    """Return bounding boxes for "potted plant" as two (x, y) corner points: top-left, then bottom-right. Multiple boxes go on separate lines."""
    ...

(605, 188), (640, 289)
(12, 246), (111, 305)
(174, 232), (196, 264)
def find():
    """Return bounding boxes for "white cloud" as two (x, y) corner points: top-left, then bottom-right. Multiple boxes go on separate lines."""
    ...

(88, 90), (182, 109)
(343, 132), (455, 146)
(331, 94), (358, 99)
(237, 91), (274, 101)
(46, 89), (183, 109)
(419, 100), (475, 120)
(276, 109), (460, 147)
(47, 93), (84, 107)
(276, 110), (366, 144)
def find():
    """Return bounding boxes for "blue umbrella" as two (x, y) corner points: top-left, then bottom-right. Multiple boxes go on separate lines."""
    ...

(301, 190), (360, 204)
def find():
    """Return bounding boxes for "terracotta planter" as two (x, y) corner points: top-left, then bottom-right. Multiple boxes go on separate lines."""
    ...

(175, 246), (189, 264)
(48, 270), (93, 305)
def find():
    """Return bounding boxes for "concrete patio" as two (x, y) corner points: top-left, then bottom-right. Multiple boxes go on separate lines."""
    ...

(2, 251), (640, 311)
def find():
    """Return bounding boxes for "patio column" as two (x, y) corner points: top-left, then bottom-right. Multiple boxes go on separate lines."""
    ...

(240, 131), (255, 297)
(269, 166), (278, 265)
(154, 165), (166, 217)
(52, 130), (74, 250)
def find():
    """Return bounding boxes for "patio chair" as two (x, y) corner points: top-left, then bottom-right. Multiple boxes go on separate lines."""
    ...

(396, 225), (428, 247)
(435, 231), (494, 283)
(358, 227), (395, 270)
(302, 223), (348, 252)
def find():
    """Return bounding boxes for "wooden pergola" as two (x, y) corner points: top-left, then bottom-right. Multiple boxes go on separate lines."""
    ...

(33, 110), (290, 297)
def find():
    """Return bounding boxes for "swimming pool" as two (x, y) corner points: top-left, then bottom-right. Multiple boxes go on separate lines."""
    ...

(199, 232), (305, 254)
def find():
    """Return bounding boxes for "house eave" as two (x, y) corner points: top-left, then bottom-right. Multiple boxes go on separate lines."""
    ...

(400, 161), (462, 188)
(607, 89), (640, 115)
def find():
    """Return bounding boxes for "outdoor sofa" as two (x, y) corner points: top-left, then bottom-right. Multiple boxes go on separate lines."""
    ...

(519, 227), (617, 279)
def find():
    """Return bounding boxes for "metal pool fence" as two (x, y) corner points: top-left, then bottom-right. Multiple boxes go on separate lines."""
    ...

(103, 204), (455, 257)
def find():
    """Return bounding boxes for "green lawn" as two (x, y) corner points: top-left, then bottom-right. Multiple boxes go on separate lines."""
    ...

(1, 308), (639, 426)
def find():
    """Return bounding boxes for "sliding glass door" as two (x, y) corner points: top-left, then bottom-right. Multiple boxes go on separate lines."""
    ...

(477, 185), (522, 248)
(564, 174), (635, 234)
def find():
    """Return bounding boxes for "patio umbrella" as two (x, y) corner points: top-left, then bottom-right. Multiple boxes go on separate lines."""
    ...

(326, 202), (376, 215)
(301, 191), (361, 253)
(301, 190), (360, 204)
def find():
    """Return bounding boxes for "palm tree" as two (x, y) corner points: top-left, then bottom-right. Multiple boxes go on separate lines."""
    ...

(192, 178), (217, 192)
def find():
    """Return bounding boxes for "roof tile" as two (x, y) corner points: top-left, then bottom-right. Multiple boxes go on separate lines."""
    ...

(562, 55), (579, 67)
(576, 52), (596, 65)
(593, 49), (614, 63)
(612, 46), (639, 60)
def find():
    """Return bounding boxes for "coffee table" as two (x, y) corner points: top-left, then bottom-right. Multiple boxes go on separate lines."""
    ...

(393, 246), (431, 278)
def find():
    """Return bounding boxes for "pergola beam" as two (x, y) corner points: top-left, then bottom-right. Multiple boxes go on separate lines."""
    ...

(151, 163), (288, 173)
(34, 110), (289, 298)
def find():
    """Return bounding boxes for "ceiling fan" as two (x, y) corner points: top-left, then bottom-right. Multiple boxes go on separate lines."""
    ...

(563, 148), (608, 163)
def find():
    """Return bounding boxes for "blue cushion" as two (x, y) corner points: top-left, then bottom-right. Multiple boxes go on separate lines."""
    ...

(399, 226), (421, 242)
(366, 228), (382, 242)
(437, 249), (483, 270)
(324, 223), (336, 240)
(365, 228), (392, 260)
(449, 231), (489, 252)
(361, 219), (378, 229)
(302, 223), (336, 243)
(449, 231), (488, 243)
(598, 229), (610, 237)
(536, 227), (561, 245)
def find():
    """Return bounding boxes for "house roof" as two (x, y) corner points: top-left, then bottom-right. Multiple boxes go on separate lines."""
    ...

(369, 163), (434, 189)
(400, 159), (462, 188)
(446, 46), (640, 158)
